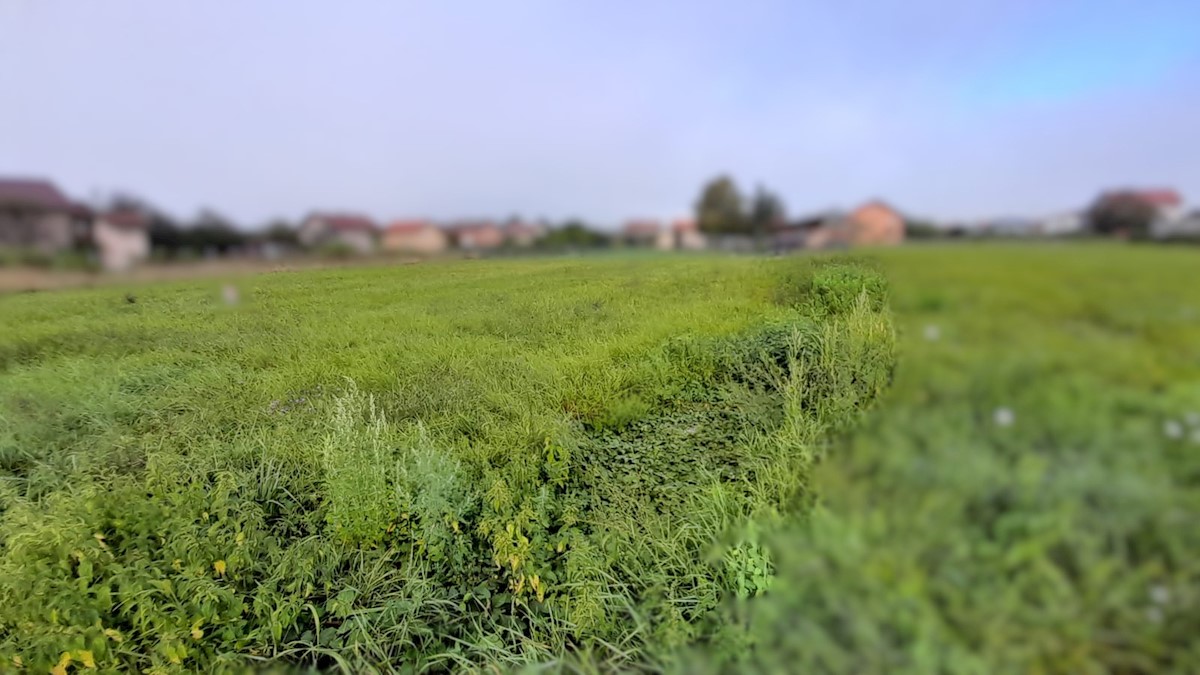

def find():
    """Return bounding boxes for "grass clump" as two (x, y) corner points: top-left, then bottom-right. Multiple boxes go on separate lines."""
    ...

(323, 384), (396, 545)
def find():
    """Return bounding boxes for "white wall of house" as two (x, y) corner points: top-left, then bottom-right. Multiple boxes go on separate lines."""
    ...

(1040, 212), (1084, 236)
(297, 218), (328, 248)
(654, 229), (673, 250)
(339, 230), (375, 254)
(676, 230), (706, 250)
(94, 219), (149, 271)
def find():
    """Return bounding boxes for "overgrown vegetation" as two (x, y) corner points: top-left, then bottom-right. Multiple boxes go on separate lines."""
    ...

(0, 255), (893, 671)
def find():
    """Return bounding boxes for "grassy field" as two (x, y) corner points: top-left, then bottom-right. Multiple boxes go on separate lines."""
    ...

(719, 244), (1200, 674)
(0, 254), (894, 672)
(2, 244), (1198, 673)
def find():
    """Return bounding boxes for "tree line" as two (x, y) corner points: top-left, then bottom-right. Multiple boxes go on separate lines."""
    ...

(108, 195), (297, 259)
(694, 175), (787, 237)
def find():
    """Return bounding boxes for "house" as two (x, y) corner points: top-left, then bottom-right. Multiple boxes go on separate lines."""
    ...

(773, 210), (842, 252)
(622, 219), (659, 245)
(447, 221), (504, 250)
(622, 220), (672, 249)
(0, 178), (91, 253)
(846, 200), (905, 245)
(1155, 210), (1200, 240)
(982, 217), (1040, 237)
(382, 220), (448, 254)
(1130, 188), (1184, 223)
(806, 201), (905, 249)
(502, 221), (542, 248)
(93, 209), (151, 271)
(0, 178), (151, 270)
(1039, 211), (1085, 236)
(1093, 188), (1186, 237)
(1134, 189), (1188, 238)
(298, 213), (378, 254)
(671, 218), (706, 250)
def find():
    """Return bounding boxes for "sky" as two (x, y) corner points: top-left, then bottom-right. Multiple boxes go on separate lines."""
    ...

(1, 0), (1198, 228)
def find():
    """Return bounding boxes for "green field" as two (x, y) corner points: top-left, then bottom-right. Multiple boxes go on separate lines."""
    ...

(722, 244), (1200, 674)
(2, 244), (1198, 673)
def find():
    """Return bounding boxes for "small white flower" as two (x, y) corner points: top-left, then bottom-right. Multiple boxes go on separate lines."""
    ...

(1163, 420), (1184, 439)
(1146, 607), (1164, 624)
(222, 284), (240, 306)
(1184, 411), (1200, 427)
(1149, 585), (1170, 605)
(993, 407), (1014, 427)
(923, 324), (941, 341)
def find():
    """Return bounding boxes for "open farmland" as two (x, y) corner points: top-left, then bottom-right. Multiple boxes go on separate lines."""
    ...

(2, 244), (1198, 673)
(0, 255), (895, 671)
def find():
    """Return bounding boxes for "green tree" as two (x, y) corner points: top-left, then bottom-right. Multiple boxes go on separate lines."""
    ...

(696, 175), (748, 235)
(1087, 192), (1157, 239)
(539, 220), (609, 249)
(261, 219), (299, 245)
(748, 185), (786, 241)
(185, 209), (245, 254)
(904, 220), (943, 240)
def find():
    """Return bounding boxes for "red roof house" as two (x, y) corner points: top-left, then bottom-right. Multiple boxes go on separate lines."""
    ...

(383, 219), (447, 254)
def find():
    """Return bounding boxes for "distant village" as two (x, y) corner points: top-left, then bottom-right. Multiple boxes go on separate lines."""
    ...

(0, 176), (1196, 273)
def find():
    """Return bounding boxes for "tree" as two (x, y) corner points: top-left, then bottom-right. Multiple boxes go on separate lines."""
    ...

(185, 209), (245, 254)
(1087, 192), (1157, 239)
(748, 185), (786, 240)
(261, 220), (299, 245)
(147, 214), (185, 256)
(904, 220), (943, 240)
(696, 175), (748, 235)
(539, 220), (610, 249)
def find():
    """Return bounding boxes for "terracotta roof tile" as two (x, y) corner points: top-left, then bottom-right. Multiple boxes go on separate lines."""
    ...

(310, 213), (377, 233)
(385, 219), (433, 234)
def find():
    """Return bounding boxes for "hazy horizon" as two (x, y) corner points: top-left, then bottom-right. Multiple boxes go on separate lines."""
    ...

(2, 0), (1198, 228)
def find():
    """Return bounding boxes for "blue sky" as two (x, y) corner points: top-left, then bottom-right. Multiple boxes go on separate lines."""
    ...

(1, 0), (1197, 226)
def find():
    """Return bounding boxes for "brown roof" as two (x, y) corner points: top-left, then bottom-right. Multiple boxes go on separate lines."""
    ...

(671, 218), (698, 233)
(0, 178), (74, 211)
(310, 213), (377, 233)
(851, 200), (902, 218)
(503, 221), (539, 235)
(102, 209), (148, 230)
(447, 221), (500, 234)
(623, 219), (661, 236)
(385, 219), (434, 234)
